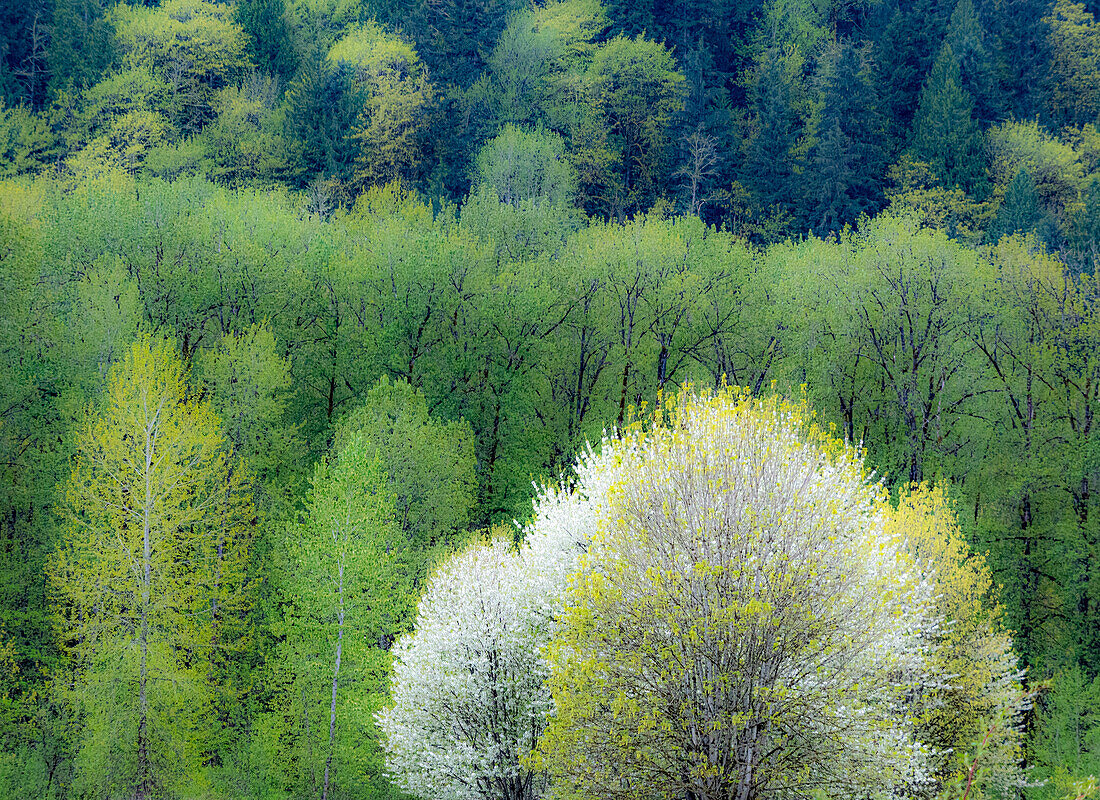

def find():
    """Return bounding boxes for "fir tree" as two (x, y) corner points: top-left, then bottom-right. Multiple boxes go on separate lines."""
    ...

(989, 168), (1056, 244)
(911, 42), (987, 195)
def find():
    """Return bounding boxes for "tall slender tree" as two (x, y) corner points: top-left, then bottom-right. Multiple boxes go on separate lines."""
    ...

(51, 336), (254, 798)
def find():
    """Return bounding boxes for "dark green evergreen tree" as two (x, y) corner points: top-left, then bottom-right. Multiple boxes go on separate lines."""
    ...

(45, 0), (113, 102)
(235, 0), (297, 80)
(806, 40), (887, 231)
(910, 43), (987, 196)
(945, 0), (1002, 125)
(980, 0), (1052, 121)
(281, 51), (364, 185)
(373, 0), (527, 90)
(0, 0), (52, 108)
(871, 0), (951, 150)
(988, 169), (1055, 244)
(742, 48), (800, 224)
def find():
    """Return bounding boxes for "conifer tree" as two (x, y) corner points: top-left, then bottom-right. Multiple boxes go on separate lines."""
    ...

(743, 49), (800, 226)
(944, 0), (1001, 125)
(1044, 0), (1100, 128)
(989, 168), (1056, 244)
(911, 43), (987, 195)
(807, 40), (886, 231)
(235, 0), (296, 79)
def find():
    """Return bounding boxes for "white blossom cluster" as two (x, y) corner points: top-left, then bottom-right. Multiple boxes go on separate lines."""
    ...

(378, 443), (615, 800)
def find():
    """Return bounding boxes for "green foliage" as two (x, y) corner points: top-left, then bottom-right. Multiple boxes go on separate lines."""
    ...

(805, 39), (886, 231)
(46, 0), (114, 102)
(987, 120), (1084, 217)
(334, 375), (476, 555)
(1031, 667), (1100, 800)
(84, 67), (174, 125)
(235, 0), (297, 78)
(0, 103), (56, 177)
(741, 47), (803, 234)
(580, 35), (686, 218)
(199, 74), (290, 186)
(988, 169), (1058, 245)
(281, 46), (366, 184)
(68, 109), (169, 176)
(944, 0), (1000, 125)
(269, 422), (400, 800)
(327, 25), (434, 190)
(1044, 0), (1100, 129)
(883, 156), (989, 242)
(483, 0), (607, 129)
(473, 124), (577, 207)
(464, 125), (583, 259)
(110, 0), (252, 134)
(194, 322), (305, 510)
(891, 484), (1025, 795)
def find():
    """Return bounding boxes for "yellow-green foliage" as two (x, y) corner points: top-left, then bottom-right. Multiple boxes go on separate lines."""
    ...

(327, 21), (390, 69)
(68, 109), (169, 176)
(889, 484), (1024, 797)
(110, 0), (251, 133)
(329, 23), (434, 188)
(986, 120), (1083, 212)
(1044, 0), (1100, 127)
(51, 336), (255, 798)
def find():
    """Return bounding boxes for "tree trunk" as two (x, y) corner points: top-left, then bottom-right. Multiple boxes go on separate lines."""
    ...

(137, 414), (155, 800)
(322, 563), (345, 800)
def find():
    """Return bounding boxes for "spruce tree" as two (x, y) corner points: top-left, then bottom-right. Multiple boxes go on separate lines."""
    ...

(235, 0), (297, 79)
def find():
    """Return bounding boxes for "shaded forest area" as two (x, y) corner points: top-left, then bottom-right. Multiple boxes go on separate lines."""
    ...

(4, 0), (1100, 247)
(4, 0), (1100, 797)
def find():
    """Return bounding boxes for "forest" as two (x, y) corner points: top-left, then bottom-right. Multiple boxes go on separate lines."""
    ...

(3, 0), (1100, 797)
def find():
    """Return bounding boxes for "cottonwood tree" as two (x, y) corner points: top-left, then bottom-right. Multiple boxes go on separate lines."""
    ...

(277, 426), (399, 800)
(51, 336), (254, 799)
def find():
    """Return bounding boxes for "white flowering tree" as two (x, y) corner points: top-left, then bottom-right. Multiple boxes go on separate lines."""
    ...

(380, 386), (1024, 800)
(379, 534), (551, 800)
(538, 388), (934, 800)
(378, 441), (617, 800)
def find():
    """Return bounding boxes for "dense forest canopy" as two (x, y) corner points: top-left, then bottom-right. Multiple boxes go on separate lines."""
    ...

(4, 0), (1100, 797)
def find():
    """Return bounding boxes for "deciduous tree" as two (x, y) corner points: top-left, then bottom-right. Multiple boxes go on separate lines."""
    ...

(51, 336), (254, 798)
(539, 388), (932, 800)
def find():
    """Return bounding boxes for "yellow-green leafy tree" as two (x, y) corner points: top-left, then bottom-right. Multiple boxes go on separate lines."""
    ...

(51, 336), (255, 799)
(1044, 0), (1100, 129)
(327, 23), (434, 191)
(890, 483), (1025, 799)
(109, 0), (251, 134)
